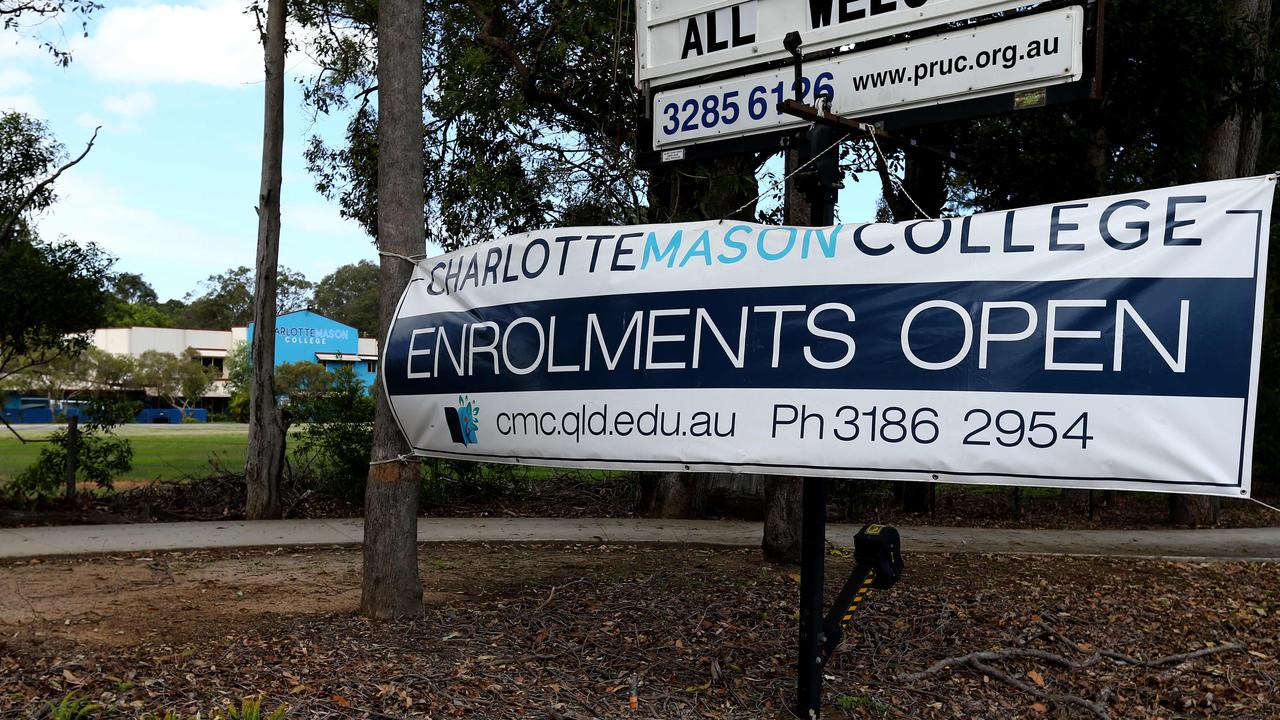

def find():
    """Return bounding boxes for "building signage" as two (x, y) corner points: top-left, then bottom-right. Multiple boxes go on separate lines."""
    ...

(636, 0), (1031, 86)
(384, 176), (1274, 498)
(652, 7), (1083, 149)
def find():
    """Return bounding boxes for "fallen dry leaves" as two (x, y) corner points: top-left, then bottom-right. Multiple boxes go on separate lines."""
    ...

(0, 545), (1276, 719)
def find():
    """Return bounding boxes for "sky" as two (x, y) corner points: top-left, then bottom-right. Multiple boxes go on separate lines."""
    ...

(2, 0), (879, 303)
(2, 0), (376, 302)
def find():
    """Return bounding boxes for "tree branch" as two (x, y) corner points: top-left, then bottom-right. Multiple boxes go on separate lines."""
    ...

(0, 125), (100, 249)
(463, 0), (600, 132)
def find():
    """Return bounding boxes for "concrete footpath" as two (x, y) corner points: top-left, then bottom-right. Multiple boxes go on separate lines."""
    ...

(1, 517), (1278, 561)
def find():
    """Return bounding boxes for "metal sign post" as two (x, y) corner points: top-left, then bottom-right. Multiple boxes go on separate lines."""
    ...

(781, 31), (920, 712)
(796, 479), (828, 717)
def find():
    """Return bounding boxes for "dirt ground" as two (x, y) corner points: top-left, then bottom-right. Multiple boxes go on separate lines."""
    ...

(1, 545), (1276, 720)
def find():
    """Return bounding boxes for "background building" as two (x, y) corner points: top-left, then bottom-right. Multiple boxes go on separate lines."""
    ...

(2, 310), (378, 424)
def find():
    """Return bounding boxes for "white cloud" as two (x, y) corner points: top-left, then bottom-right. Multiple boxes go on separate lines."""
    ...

(0, 94), (44, 116)
(103, 90), (156, 118)
(36, 173), (256, 300)
(75, 112), (106, 130)
(76, 0), (319, 88)
(78, 0), (262, 87)
(0, 35), (43, 63)
(0, 69), (33, 92)
(281, 201), (367, 237)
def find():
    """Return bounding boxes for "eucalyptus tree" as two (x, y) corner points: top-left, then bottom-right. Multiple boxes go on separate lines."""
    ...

(245, 0), (290, 520)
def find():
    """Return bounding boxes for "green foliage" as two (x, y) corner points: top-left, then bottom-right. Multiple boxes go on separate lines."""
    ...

(45, 693), (102, 720)
(1, 111), (63, 224)
(300, 0), (646, 248)
(135, 349), (218, 417)
(949, 0), (1276, 211)
(220, 697), (287, 720)
(4, 409), (133, 505)
(104, 272), (174, 328)
(420, 458), (531, 506)
(0, 111), (113, 386)
(833, 694), (892, 716)
(137, 698), (288, 720)
(0, 0), (102, 66)
(0, 235), (113, 382)
(290, 364), (375, 500)
(225, 341), (252, 421)
(225, 341), (251, 392)
(274, 361), (334, 415)
(312, 260), (380, 336)
(177, 266), (313, 329)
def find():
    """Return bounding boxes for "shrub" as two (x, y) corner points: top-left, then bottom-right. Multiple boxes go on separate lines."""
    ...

(420, 458), (531, 506)
(3, 398), (134, 506)
(289, 364), (375, 501)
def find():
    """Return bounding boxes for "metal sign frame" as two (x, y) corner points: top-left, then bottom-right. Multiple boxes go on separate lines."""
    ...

(637, 0), (1104, 168)
(635, 0), (1037, 87)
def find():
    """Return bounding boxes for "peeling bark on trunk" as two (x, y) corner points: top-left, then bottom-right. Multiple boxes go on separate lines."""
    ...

(244, 0), (286, 521)
(361, 0), (425, 619)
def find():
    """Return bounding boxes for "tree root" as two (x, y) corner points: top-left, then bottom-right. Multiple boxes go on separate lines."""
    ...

(896, 619), (1245, 719)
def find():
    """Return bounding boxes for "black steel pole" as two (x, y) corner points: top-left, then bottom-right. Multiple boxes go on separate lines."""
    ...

(796, 91), (839, 720)
(796, 477), (828, 718)
(807, 95), (839, 226)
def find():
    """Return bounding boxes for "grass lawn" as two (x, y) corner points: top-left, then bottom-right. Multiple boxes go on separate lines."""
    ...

(0, 424), (249, 484)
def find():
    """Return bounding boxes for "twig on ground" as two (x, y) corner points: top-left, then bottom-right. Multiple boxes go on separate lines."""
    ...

(898, 619), (1248, 720)
(536, 578), (587, 612)
(1036, 620), (1245, 667)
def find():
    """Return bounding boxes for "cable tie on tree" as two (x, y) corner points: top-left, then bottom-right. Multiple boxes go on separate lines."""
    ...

(369, 453), (419, 466)
(378, 250), (428, 264)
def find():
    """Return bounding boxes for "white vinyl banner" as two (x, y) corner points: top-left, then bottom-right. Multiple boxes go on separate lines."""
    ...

(652, 7), (1084, 149)
(385, 177), (1276, 497)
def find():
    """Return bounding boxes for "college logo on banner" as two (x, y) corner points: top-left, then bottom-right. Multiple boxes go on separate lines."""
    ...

(383, 176), (1275, 498)
(443, 396), (480, 446)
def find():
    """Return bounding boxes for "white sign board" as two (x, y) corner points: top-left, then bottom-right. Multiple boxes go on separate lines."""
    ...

(384, 177), (1275, 498)
(653, 7), (1083, 149)
(637, 0), (1032, 86)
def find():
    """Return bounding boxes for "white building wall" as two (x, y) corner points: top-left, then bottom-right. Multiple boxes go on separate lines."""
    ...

(87, 325), (379, 402)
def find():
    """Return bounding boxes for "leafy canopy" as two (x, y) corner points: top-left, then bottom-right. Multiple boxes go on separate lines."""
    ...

(299, 0), (646, 250)
(312, 259), (380, 336)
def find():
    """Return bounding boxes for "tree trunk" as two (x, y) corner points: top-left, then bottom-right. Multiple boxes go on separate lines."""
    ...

(361, 0), (425, 619)
(244, 0), (287, 521)
(762, 475), (804, 564)
(63, 414), (78, 500)
(1168, 0), (1267, 527)
(758, 149), (811, 561)
(637, 472), (705, 518)
(1203, 0), (1267, 180)
(1169, 494), (1221, 527)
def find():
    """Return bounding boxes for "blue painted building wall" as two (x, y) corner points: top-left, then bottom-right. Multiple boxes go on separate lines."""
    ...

(249, 310), (377, 389)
